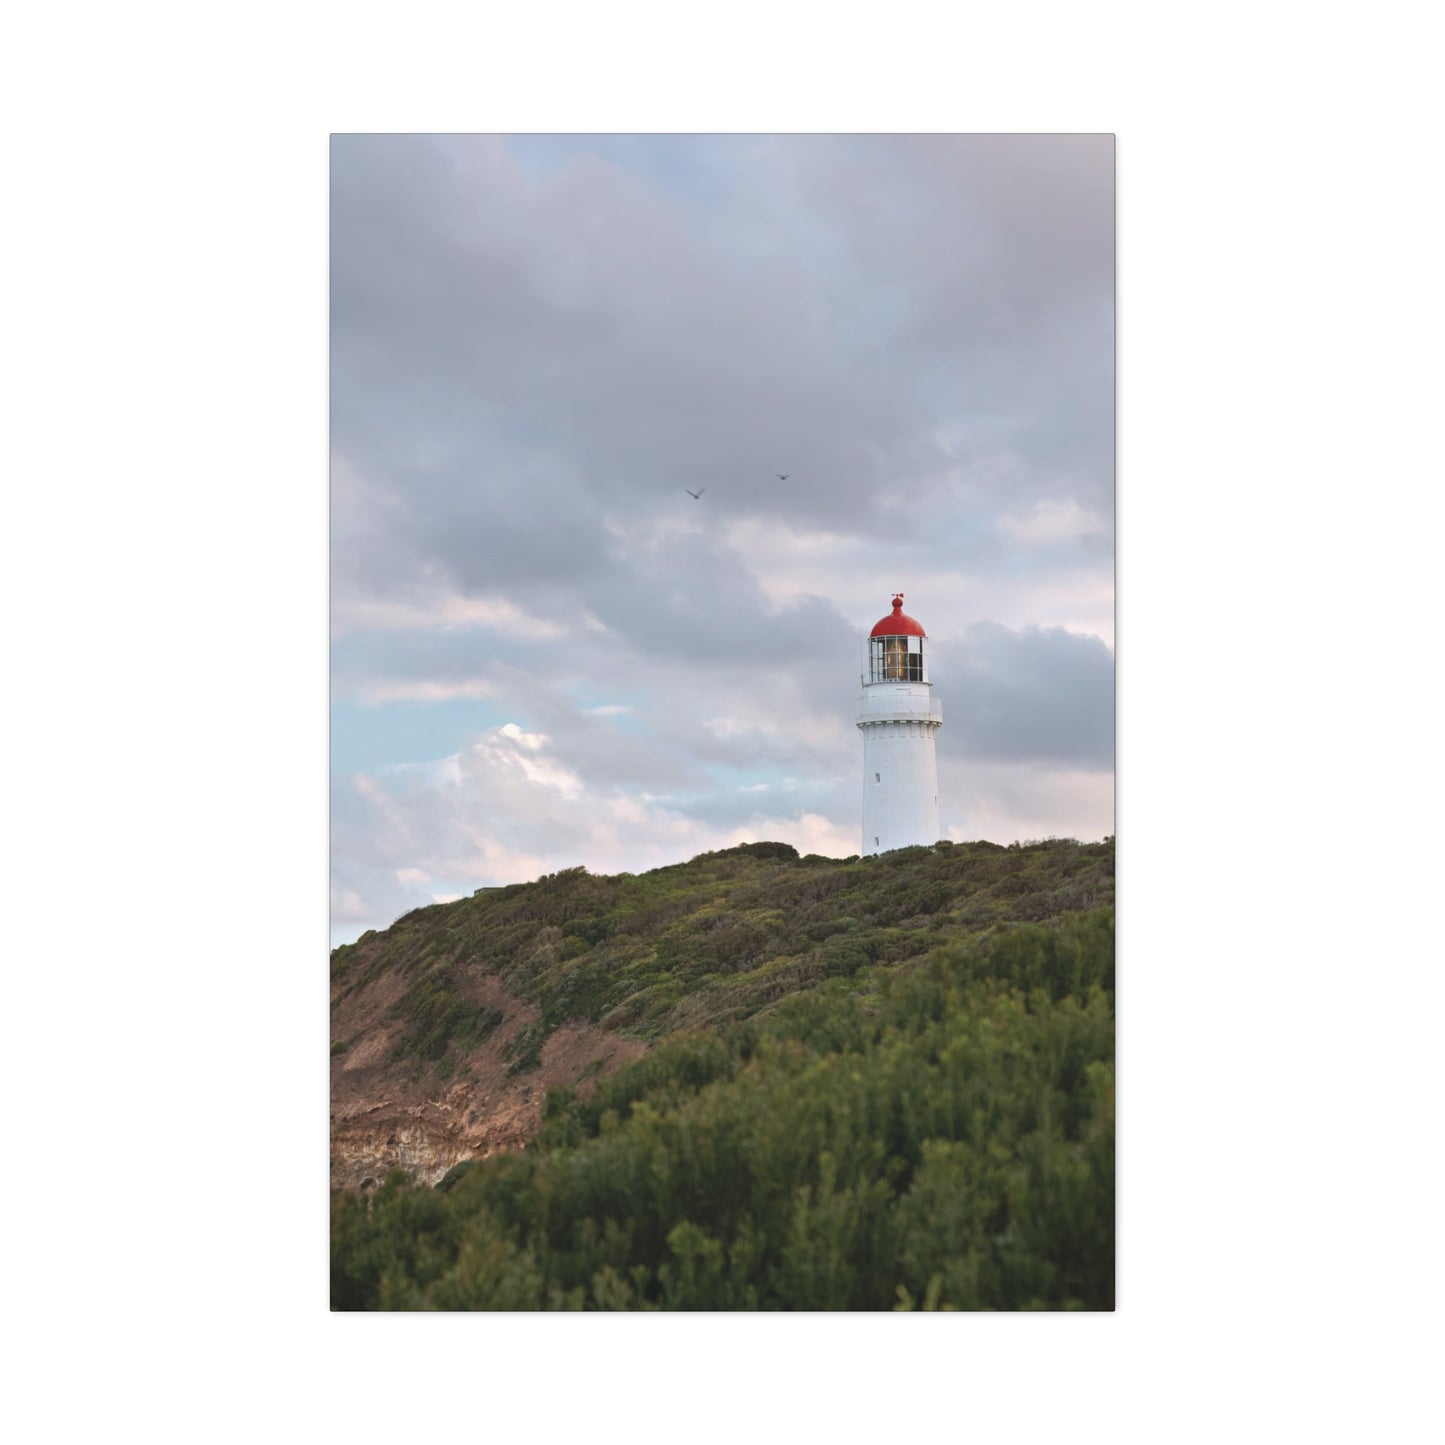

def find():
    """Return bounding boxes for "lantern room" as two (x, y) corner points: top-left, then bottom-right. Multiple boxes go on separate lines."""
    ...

(866, 594), (928, 683)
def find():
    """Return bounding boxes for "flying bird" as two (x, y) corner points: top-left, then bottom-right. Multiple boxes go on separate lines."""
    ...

(686, 488), (706, 500)
(777, 473), (789, 480)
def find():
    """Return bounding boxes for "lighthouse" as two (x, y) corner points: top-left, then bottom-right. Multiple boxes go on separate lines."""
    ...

(857, 593), (943, 855)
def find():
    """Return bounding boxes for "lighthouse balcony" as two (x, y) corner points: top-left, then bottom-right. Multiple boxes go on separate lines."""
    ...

(856, 689), (943, 727)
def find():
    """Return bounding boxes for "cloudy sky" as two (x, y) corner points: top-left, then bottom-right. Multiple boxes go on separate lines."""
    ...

(331, 133), (1114, 945)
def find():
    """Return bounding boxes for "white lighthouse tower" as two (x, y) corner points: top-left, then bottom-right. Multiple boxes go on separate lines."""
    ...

(857, 593), (943, 855)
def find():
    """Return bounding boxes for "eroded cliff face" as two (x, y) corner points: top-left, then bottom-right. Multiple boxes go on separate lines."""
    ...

(330, 950), (645, 1191)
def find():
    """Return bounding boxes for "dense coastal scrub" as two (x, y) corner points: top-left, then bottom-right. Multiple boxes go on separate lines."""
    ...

(330, 837), (1114, 1070)
(331, 888), (1115, 1311)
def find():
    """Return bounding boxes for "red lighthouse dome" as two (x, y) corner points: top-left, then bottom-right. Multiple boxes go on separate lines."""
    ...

(870, 593), (926, 638)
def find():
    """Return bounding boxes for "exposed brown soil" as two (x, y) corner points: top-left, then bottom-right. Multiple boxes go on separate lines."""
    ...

(330, 950), (645, 1190)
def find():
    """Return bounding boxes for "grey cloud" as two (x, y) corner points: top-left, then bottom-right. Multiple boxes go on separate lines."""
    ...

(800, 135), (1115, 522)
(936, 622), (1114, 768)
(332, 134), (1113, 624)
(330, 604), (861, 799)
(330, 134), (1114, 937)
(335, 139), (950, 522)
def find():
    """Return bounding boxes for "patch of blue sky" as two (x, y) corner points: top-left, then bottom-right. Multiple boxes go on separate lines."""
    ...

(330, 698), (505, 776)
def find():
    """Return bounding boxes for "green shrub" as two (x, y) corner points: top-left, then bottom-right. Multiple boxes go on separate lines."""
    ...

(436, 1161), (475, 1193)
(504, 1019), (550, 1077)
(333, 905), (1114, 1312)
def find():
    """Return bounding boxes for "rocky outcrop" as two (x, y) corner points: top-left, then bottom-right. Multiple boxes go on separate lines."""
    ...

(330, 952), (644, 1190)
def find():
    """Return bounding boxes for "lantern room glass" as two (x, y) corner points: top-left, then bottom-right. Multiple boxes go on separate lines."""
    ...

(869, 634), (924, 682)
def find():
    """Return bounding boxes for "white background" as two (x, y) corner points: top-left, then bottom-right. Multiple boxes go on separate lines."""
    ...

(4, 2), (1441, 1440)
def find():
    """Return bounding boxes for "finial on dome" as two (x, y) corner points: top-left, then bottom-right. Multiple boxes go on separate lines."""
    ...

(869, 593), (925, 638)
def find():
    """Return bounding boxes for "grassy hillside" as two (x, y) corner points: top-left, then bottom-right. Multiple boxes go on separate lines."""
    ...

(330, 836), (1114, 1076)
(330, 837), (1115, 1310)
(332, 905), (1114, 1310)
